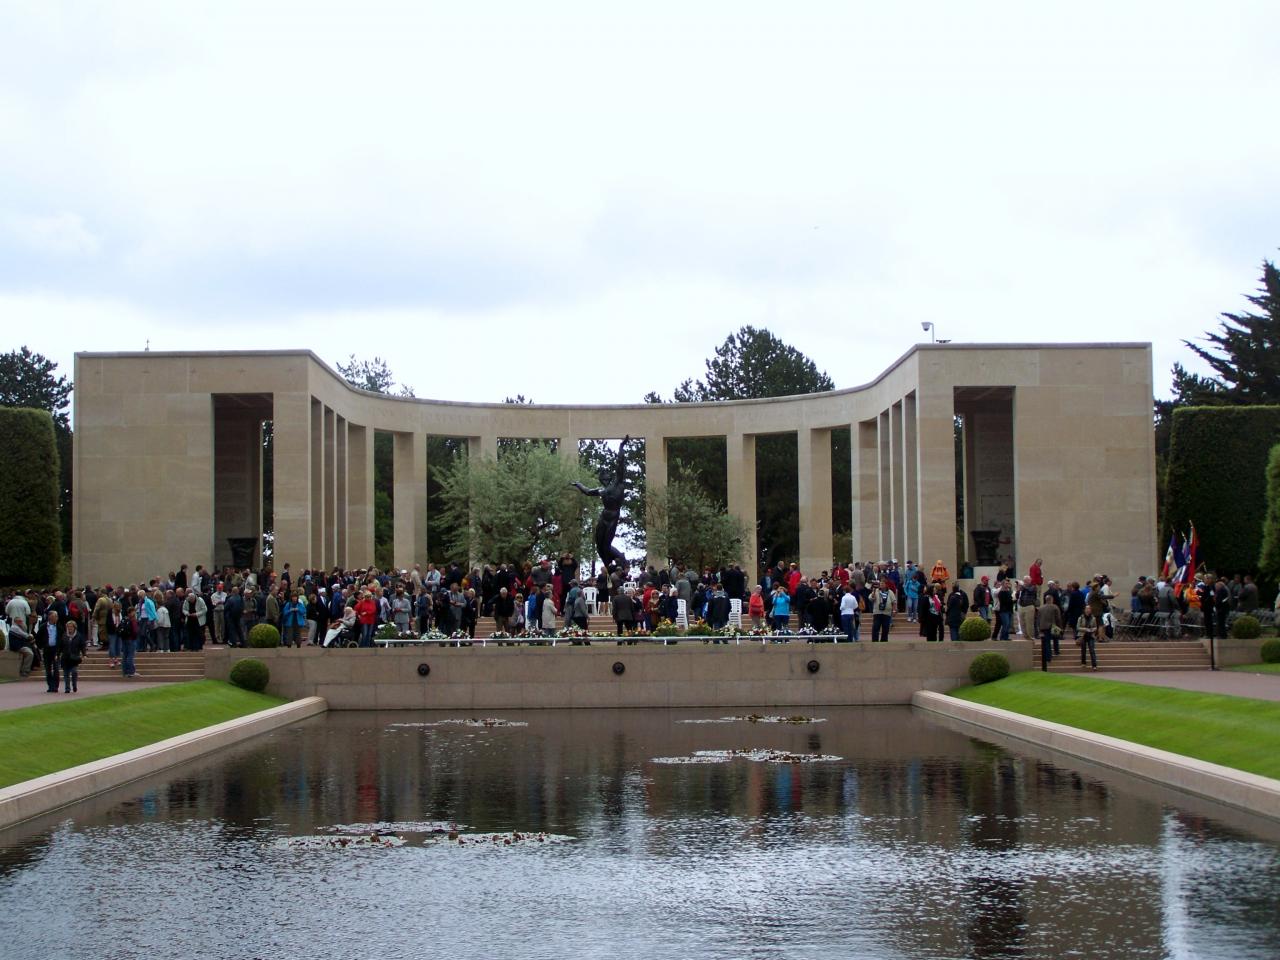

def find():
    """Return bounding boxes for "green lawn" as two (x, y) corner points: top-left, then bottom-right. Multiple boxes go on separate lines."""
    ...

(0, 680), (285, 788)
(951, 672), (1280, 780)
(1227, 662), (1280, 675)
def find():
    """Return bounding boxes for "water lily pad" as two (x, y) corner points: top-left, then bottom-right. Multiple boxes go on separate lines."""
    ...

(651, 748), (841, 765)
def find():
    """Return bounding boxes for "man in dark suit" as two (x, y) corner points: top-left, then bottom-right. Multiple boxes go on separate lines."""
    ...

(39, 609), (65, 693)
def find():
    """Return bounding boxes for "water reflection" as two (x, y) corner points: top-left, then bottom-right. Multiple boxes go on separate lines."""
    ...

(0, 706), (1278, 960)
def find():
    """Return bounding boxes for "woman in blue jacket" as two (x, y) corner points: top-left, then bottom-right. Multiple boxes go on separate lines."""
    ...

(281, 590), (308, 648)
(770, 584), (791, 633)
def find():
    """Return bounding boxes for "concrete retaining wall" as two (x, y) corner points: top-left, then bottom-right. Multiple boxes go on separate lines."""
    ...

(912, 690), (1280, 821)
(0, 696), (328, 830)
(1210, 637), (1273, 667)
(206, 642), (1033, 709)
(0, 650), (20, 680)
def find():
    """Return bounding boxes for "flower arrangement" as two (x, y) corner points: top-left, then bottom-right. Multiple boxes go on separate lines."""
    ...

(686, 621), (714, 637)
(489, 631), (512, 640)
(557, 626), (591, 639)
(421, 629), (448, 640)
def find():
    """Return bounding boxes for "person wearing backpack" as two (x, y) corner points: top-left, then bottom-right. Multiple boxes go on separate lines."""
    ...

(871, 580), (893, 642)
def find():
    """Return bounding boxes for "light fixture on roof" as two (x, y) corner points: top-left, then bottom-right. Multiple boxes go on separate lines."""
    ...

(921, 321), (936, 343)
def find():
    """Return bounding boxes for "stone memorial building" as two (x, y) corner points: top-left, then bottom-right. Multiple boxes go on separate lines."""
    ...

(72, 344), (1156, 585)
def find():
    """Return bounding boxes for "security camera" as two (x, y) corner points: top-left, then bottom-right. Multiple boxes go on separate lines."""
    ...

(921, 322), (932, 332)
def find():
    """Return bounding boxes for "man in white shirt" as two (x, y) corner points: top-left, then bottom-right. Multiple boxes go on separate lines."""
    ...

(210, 583), (228, 645)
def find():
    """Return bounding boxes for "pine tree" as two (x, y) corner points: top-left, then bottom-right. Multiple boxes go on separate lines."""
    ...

(1183, 259), (1280, 403)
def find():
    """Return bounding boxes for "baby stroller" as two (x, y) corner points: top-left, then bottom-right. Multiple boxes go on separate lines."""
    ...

(323, 620), (357, 648)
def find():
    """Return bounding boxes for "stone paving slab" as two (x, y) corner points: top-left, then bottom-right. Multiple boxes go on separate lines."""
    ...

(1088, 670), (1280, 702)
(0, 680), (177, 712)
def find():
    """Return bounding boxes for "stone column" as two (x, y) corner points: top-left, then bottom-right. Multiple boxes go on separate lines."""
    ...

(854, 419), (879, 560)
(309, 400), (324, 569)
(271, 391), (312, 571)
(644, 435), (666, 570)
(904, 393), (920, 564)
(558, 437), (580, 467)
(916, 381), (958, 578)
(890, 401), (905, 561)
(393, 430), (425, 570)
(725, 432), (757, 578)
(323, 407), (336, 569)
(469, 435), (498, 461)
(335, 415), (348, 569)
(346, 423), (374, 569)
(878, 410), (892, 561)
(798, 427), (833, 576)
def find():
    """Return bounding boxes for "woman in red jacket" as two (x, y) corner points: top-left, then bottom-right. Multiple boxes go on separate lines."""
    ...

(354, 592), (378, 647)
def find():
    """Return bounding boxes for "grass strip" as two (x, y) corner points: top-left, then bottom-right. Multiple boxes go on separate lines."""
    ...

(951, 672), (1280, 780)
(0, 680), (285, 788)
(1227, 663), (1280, 675)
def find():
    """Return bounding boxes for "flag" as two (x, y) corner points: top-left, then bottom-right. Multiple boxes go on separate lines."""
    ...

(1174, 524), (1198, 588)
(1161, 532), (1178, 580)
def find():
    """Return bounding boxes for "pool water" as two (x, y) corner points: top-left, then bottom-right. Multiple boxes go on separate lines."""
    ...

(1, 707), (1278, 960)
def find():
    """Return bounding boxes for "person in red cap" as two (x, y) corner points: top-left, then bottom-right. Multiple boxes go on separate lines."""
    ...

(972, 575), (992, 624)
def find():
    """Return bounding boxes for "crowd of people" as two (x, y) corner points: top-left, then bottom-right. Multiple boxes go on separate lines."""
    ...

(3, 553), (1271, 690)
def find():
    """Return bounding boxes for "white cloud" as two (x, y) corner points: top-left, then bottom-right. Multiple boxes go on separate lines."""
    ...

(1, 0), (1278, 400)
(6, 211), (100, 257)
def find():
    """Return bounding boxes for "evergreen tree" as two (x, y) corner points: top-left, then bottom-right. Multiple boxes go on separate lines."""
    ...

(661, 325), (834, 402)
(1180, 259), (1280, 404)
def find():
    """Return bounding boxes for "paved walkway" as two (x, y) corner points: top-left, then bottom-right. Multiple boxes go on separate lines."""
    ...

(1093, 670), (1280, 702)
(0, 680), (175, 712)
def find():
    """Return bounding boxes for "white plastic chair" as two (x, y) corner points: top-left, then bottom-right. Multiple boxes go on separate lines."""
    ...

(622, 581), (638, 594)
(676, 599), (689, 629)
(583, 586), (599, 616)
(728, 598), (742, 629)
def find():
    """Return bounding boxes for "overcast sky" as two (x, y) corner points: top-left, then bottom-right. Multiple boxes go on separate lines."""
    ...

(3, 1), (1278, 407)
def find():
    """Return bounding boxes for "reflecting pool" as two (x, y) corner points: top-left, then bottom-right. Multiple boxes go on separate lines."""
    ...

(2, 707), (1279, 960)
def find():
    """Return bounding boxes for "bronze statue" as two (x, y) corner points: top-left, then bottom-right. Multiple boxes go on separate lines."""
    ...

(571, 435), (630, 573)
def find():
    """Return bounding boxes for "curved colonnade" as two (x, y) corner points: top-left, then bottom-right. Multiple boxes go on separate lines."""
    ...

(72, 344), (1156, 586)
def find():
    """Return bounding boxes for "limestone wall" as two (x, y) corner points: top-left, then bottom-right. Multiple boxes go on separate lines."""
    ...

(73, 343), (1157, 586)
(205, 641), (1035, 709)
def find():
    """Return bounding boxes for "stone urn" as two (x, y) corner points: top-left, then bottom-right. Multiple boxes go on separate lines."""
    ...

(970, 529), (1000, 567)
(227, 537), (258, 569)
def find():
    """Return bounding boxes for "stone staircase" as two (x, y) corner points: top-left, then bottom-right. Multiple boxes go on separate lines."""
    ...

(1034, 640), (1211, 673)
(24, 649), (208, 683)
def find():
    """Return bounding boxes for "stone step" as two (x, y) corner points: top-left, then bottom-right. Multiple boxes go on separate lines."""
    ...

(1040, 664), (1211, 673)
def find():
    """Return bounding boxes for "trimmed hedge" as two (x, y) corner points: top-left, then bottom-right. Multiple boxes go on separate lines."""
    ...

(1260, 444), (1280, 580)
(958, 616), (993, 642)
(1261, 639), (1280, 663)
(1165, 405), (1280, 576)
(247, 623), (281, 648)
(968, 652), (1010, 685)
(229, 658), (270, 692)
(0, 408), (61, 585)
(1231, 615), (1262, 640)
